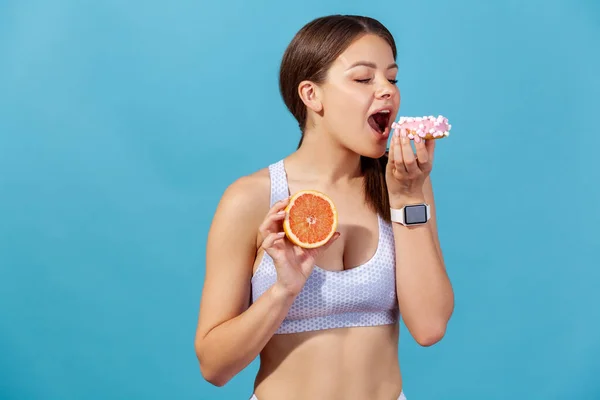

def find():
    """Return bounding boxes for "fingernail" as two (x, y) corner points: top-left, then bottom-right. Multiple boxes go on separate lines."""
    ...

(401, 129), (407, 138)
(415, 136), (421, 143)
(277, 211), (285, 215)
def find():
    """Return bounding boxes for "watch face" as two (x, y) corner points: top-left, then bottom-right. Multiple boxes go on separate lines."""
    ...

(404, 205), (428, 225)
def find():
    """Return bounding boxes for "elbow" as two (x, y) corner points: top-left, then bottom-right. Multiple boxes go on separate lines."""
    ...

(200, 366), (230, 387)
(412, 321), (448, 347)
(195, 341), (231, 387)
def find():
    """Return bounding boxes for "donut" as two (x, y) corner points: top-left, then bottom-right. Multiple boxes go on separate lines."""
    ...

(391, 115), (451, 140)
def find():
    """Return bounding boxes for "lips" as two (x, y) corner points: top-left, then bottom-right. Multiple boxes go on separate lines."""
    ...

(367, 109), (391, 135)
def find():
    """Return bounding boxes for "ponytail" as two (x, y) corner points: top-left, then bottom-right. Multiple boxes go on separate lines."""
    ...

(361, 154), (391, 222)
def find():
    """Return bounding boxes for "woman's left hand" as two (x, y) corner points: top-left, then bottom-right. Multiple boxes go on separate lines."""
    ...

(385, 128), (436, 206)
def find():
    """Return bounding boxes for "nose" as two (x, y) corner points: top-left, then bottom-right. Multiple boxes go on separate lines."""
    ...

(375, 80), (395, 99)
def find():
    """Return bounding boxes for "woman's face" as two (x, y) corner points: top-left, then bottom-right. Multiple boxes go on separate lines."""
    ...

(317, 33), (401, 158)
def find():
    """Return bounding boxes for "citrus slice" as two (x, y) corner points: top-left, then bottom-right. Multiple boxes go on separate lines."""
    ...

(283, 190), (338, 249)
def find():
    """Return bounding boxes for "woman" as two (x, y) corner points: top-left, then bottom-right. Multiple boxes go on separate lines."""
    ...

(194, 14), (454, 400)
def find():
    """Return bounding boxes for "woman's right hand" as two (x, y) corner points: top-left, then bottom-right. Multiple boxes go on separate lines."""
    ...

(258, 197), (340, 298)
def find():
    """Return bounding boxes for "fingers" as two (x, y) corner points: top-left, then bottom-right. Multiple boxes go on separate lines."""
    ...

(389, 130), (405, 173)
(414, 135), (432, 172)
(259, 209), (285, 232)
(298, 232), (341, 276)
(266, 196), (290, 218)
(399, 130), (419, 174)
(388, 128), (437, 176)
(258, 210), (285, 242)
(389, 128), (419, 174)
(258, 197), (290, 240)
(261, 231), (285, 254)
(386, 141), (395, 173)
(425, 137), (436, 164)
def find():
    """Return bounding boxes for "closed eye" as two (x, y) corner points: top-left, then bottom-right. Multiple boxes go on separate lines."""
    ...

(355, 78), (398, 84)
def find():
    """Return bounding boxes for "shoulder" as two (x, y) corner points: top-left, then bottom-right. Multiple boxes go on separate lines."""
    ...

(211, 166), (272, 234)
(219, 167), (271, 213)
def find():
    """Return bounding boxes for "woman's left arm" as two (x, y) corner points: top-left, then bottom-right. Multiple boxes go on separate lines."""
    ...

(421, 176), (444, 264)
(386, 132), (455, 347)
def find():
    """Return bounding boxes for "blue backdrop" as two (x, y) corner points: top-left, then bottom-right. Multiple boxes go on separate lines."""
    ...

(1, 0), (599, 399)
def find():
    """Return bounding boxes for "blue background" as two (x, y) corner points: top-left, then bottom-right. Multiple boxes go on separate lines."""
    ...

(1, 0), (599, 399)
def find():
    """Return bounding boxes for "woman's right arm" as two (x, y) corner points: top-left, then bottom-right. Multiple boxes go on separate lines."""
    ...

(193, 175), (296, 387)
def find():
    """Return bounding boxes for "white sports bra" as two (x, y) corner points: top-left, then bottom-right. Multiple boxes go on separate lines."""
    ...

(251, 160), (399, 334)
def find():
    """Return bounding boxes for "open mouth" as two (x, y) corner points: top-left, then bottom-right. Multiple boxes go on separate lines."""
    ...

(368, 110), (391, 135)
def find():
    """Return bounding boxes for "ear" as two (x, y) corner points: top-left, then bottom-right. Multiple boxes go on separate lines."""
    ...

(298, 80), (323, 113)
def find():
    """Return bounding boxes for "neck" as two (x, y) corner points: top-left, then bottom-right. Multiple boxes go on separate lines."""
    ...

(287, 127), (362, 185)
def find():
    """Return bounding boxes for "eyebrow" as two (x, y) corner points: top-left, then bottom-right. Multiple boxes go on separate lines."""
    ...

(347, 61), (398, 70)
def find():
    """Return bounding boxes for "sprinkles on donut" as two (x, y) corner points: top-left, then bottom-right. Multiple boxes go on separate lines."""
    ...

(391, 115), (451, 140)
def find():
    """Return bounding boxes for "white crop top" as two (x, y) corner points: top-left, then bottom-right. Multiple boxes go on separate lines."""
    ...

(251, 160), (399, 334)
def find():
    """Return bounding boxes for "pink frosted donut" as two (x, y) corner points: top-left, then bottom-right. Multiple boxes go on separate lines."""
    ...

(391, 115), (451, 140)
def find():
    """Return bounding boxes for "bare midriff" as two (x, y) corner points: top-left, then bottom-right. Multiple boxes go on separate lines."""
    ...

(253, 323), (402, 400)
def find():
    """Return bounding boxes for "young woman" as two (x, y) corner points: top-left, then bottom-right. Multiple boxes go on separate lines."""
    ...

(194, 14), (454, 400)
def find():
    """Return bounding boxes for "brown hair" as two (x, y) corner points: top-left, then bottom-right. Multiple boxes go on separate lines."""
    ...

(279, 15), (395, 221)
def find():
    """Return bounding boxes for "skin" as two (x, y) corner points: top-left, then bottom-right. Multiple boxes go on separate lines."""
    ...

(194, 33), (455, 399)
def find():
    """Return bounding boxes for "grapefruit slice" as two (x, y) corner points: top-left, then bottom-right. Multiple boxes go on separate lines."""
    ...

(283, 190), (338, 249)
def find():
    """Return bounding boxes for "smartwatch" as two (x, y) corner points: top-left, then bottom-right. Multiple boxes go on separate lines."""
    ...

(390, 203), (431, 226)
